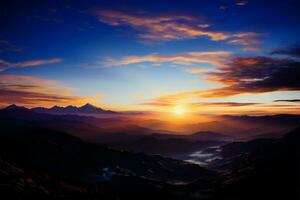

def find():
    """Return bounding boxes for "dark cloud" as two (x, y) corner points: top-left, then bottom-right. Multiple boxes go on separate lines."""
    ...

(202, 54), (300, 97)
(274, 99), (300, 103)
(199, 102), (260, 107)
(271, 43), (300, 58)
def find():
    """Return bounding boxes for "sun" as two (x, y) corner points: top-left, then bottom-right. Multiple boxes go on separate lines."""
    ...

(173, 105), (186, 116)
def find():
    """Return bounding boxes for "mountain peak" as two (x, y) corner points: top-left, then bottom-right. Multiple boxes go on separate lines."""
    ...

(51, 105), (63, 109)
(79, 103), (105, 113)
(4, 104), (27, 111)
(80, 103), (96, 108)
(30, 104), (117, 115)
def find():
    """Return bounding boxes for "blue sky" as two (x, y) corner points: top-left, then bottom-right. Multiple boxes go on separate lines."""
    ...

(0, 0), (299, 114)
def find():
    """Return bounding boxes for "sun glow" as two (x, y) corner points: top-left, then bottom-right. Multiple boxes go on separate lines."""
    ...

(173, 105), (186, 116)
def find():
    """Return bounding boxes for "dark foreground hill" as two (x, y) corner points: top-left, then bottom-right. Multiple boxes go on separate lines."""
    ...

(110, 135), (224, 159)
(0, 108), (299, 200)
(0, 108), (226, 159)
(211, 127), (300, 200)
(0, 120), (217, 200)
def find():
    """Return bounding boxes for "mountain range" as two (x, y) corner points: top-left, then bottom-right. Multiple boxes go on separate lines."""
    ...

(0, 117), (218, 199)
(1, 104), (300, 143)
(33, 103), (118, 115)
(212, 127), (300, 200)
(4, 103), (118, 115)
(0, 110), (299, 199)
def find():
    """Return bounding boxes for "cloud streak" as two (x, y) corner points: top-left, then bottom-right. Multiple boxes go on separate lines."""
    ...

(271, 43), (300, 58)
(236, 0), (248, 6)
(136, 43), (300, 106)
(227, 34), (260, 51)
(103, 51), (232, 67)
(274, 99), (300, 103)
(0, 40), (22, 52)
(143, 100), (260, 107)
(0, 58), (63, 72)
(0, 74), (94, 107)
(93, 9), (260, 50)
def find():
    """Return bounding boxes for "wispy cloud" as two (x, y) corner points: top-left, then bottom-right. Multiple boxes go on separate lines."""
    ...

(271, 43), (300, 58)
(0, 58), (63, 72)
(183, 67), (216, 75)
(92, 9), (260, 50)
(142, 93), (191, 107)
(141, 92), (300, 115)
(103, 51), (232, 67)
(197, 102), (260, 107)
(274, 99), (300, 103)
(136, 44), (300, 104)
(236, 0), (248, 6)
(227, 33), (261, 51)
(0, 74), (96, 107)
(143, 98), (260, 107)
(0, 40), (22, 53)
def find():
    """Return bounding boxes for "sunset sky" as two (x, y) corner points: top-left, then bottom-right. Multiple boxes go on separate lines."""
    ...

(1, 0), (300, 116)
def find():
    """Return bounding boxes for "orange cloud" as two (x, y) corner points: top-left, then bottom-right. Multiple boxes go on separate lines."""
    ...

(137, 45), (300, 111)
(0, 74), (97, 107)
(103, 51), (232, 67)
(228, 33), (261, 51)
(93, 10), (229, 41)
(183, 67), (216, 75)
(143, 96), (260, 108)
(142, 93), (191, 107)
(92, 9), (260, 49)
(142, 92), (300, 115)
(0, 58), (63, 72)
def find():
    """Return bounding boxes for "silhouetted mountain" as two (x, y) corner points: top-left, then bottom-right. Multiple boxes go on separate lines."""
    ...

(31, 103), (118, 115)
(150, 131), (233, 142)
(0, 156), (218, 200)
(0, 118), (219, 199)
(110, 135), (224, 159)
(1, 107), (299, 199)
(3, 104), (28, 111)
(211, 127), (300, 200)
(187, 114), (300, 140)
(91, 130), (151, 144)
(189, 131), (233, 141)
(0, 122), (215, 183)
(0, 108), (153, 143)
(222, 114), (300, 127)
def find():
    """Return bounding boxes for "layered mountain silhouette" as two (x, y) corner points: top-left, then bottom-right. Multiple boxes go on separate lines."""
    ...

(1, 112), (299, 199)
(31, 103), (118, 115)
(211, 127), (300, 200)
(0, 107), (228, 160)
(0, 116), (217, 200)
(109, 135), (224, 159)
(3, 104), (27, 111)
(2, 104), (299, 140)
(0, 106), (299, 199)
(1, 105), (300, 151)
(185, 114), (300, 140)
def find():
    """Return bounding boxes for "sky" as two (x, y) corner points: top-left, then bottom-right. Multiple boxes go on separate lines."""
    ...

(0, 0), (300, 116)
